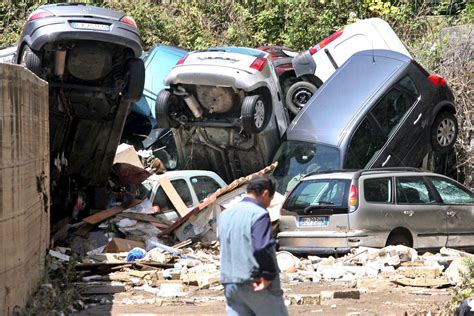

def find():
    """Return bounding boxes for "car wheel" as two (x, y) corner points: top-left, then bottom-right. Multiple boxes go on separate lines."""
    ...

(241, 95), (272, 134)
(123, 58), (145, 101)
(155, 89), (177, 129)
(385, 233), (412, 247)
(431, 111), (458, 153)
(20, 45), (41, 77)
(285, 81), (318, 115)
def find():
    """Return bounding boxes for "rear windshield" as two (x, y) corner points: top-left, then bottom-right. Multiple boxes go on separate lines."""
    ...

(272, 141), (340, 194)
(283, 179), (350, 215)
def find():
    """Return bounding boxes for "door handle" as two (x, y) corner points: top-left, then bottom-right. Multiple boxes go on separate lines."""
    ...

(413, 113), (422, 125)
(382, 155), (391, 167)
(403, 210), (414, 216)
(447, 210), (457, 217)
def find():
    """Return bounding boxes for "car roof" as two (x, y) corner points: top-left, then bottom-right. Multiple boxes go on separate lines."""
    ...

(39, 3), (124, 20)
(145, 170), (225, 182)
(302, 168), (456, 182)
(287, 49), (412, 146)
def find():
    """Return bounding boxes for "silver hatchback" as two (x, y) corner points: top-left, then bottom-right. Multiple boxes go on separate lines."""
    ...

(278, 168), (474, 255)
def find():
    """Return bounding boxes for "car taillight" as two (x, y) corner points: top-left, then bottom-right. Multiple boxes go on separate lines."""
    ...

(348, 184), (357, 207)
(310, 28), (344, 55)
(428, 74), (447, 88)
(176, 54), (188, 65)
(28, 9), (54, 21)
(250, 57), (267, 71)
(120, 15), (137, 29)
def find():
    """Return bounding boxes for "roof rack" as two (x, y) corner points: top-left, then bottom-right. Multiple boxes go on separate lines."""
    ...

(304, 169), (359, 178)
(355, 167), (423, 179)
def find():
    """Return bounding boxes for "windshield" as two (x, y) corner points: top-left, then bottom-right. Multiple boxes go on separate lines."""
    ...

(272, 140), (340, 194)
(283, 179), (350, 215)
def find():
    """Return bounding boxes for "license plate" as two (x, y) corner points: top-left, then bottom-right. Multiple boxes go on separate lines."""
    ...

(70, 22), (110, 31)
(298, 216), (329, 227)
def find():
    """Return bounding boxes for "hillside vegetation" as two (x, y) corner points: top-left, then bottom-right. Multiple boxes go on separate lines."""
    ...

(0, 0), (472, 186)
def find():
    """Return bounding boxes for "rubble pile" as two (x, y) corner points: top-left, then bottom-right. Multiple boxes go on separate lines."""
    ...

(278, 245), (474, 290)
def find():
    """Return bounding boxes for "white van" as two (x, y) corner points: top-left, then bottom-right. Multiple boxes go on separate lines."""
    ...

(287, 18), (412, 114)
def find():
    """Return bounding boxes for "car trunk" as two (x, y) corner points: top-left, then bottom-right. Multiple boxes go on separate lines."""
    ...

(278, 178), (351, 254)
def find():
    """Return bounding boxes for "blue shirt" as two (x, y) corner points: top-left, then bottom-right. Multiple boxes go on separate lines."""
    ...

(218, 197), (279, 284)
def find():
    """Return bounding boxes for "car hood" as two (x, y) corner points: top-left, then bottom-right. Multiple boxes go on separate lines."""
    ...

(41, 4), (124, 20)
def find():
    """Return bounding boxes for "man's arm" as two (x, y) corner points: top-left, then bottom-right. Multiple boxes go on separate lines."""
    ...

(251, 213), (278, 281)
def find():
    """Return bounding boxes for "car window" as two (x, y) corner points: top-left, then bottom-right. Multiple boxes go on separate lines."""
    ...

(346, 117), (385, 169)
(272, 141), (340, 194)
(396, 177), (435, 204)
(370, 76), (417, 138)
(153, 179), (194, 211)
(283, 179), (350, 214)
(190, 176), (221, 202)
(428, 177), (474, 204)
(364, 177), (392, 203)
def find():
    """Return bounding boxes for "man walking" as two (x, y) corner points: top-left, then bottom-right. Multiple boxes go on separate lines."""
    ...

(218, 175), (288, 316)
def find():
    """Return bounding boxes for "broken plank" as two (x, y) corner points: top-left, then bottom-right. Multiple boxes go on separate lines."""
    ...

(116, 212), (173, 226)
(83, 206), (124, 225)
(158, 176), (189, 217)
(75, 222), (94, 236)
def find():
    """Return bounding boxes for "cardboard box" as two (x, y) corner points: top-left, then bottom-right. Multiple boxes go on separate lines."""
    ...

(103, 238), (145, 253)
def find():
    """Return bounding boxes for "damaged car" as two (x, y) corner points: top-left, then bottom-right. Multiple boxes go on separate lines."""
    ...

(278, 168), (474, 255)
(155, 47), (289, 181)
(16, 3), (145, 217)
(273, 50), (458, 194)
(287, 17), (411, 114)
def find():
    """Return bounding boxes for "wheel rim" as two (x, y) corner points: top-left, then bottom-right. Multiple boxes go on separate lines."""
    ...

(254, 100), (265, 129)
(436, 118), (456, 147)
(292, 88), (313, 108)
(20, 49), (28, 66)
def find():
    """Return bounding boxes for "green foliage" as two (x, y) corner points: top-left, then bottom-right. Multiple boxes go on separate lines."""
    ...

(22, 255), (81, 314)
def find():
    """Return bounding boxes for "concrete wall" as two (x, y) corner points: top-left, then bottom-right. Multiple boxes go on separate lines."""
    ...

(0, 63), (50, 315)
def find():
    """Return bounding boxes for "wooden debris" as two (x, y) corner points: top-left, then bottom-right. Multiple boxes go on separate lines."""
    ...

(83, 206), (124, 225)
(103, 238), (145, 253)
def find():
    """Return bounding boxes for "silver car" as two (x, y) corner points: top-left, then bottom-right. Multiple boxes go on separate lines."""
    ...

(155, 47), (289, 181)
(278, 168), (474, 255)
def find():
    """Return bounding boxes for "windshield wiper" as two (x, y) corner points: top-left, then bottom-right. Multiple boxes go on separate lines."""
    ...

(303, 203), (334, 214)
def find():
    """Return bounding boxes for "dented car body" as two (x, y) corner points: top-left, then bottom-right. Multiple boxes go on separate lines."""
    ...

(16, 3), (145, 215)
(155, 47), (289, 181)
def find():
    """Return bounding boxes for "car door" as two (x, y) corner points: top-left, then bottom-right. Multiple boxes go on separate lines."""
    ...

(427, 176), (474, 248)
(368, 75), (425, 167)
(345, 115), (401, 169)
(395, 176), (447, 249)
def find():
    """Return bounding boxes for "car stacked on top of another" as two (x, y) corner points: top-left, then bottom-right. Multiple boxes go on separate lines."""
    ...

(278, 168), (474, 255)
(155, 46), (290, 181)
(16, 3), (145, 216)
(281, 18), (412, 115)
(272, 49), (458, 194)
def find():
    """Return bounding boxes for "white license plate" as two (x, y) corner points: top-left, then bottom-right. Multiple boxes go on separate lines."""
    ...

(70, 22), (110, 31)
(298, 216), (329, 227)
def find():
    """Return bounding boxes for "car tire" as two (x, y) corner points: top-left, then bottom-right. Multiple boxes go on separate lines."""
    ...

(285, 80), (318, 115)
(20, 45), (41, 77)
(386, 233), (412, 247)
(431, 111), (458, 153)
(155, 89), (177, 129)
(123, 58), (145, 101)
(241, 94), (272, 134)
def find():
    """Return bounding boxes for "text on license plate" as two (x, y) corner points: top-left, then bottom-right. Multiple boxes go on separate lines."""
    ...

(298, 216), (329, 227)
(70, 22), (110, 31)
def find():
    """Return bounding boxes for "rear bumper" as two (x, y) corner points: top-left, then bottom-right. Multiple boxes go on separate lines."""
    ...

(20, 17), (142, 58)
(277, 230), (370, 254)
(278, 246), (351, 255)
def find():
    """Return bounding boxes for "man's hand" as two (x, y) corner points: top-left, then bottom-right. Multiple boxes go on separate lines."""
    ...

(252, 277), (272, 291)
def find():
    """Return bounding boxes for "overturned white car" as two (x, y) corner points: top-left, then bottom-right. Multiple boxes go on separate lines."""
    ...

(155, 47), (289, 181)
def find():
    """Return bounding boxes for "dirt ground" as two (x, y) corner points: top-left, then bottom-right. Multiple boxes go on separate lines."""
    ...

(75, 280), (451, 316)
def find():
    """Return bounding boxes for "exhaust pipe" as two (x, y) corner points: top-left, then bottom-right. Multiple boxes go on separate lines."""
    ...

(183, 94), (203, 119)
(54, 50), (67, 78)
